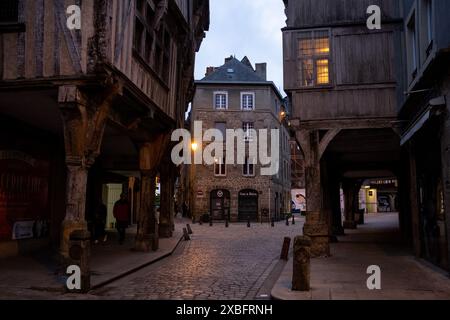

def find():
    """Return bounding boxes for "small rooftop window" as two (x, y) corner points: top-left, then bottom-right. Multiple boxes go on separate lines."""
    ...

(227, 68), (234, 73)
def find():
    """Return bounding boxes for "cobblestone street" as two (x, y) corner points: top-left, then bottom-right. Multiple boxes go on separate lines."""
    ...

(91, 219), (304, 300)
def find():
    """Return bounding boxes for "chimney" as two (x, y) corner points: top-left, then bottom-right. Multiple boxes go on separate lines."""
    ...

(205, 66), (215, 77)
(225, 55), (234, 64)
(255, 63), (267, 81)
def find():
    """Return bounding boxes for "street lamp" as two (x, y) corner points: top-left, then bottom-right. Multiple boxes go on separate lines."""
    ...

(191, 142), (198, 152)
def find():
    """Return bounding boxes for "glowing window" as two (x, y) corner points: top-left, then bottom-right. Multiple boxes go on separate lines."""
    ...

(297, 30), (331, 87)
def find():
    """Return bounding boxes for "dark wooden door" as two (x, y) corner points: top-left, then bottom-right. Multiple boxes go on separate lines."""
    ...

(210, 189), (230, 220)
(238, 190), (259, 221)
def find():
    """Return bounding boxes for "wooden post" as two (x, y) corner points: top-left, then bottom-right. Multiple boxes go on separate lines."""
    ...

(343, 180), (358, 229)
(299, 130), (330, 258)
(135, 171), (157, 252)
(135, 135), (169, 252)
(280, 237), (291, 260)
(159, 160), (176, 238)
(58, 83), (119, 259)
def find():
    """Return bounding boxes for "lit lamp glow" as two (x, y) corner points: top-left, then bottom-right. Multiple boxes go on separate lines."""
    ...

(191, 142), (198, 152)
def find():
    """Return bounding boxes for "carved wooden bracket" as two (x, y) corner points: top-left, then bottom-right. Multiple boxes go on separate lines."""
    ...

(58, 80), (123, 167)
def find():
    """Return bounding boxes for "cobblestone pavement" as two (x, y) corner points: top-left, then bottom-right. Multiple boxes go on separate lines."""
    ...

(91, 219), (304, 300)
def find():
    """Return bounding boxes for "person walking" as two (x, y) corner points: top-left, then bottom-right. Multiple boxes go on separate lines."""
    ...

(113, 193), (130, 245)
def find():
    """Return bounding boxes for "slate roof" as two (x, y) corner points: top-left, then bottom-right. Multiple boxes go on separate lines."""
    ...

(200, 56), (267, 83)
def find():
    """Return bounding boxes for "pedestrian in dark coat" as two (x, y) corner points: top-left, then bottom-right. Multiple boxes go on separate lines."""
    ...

(113, 193), (130, 245)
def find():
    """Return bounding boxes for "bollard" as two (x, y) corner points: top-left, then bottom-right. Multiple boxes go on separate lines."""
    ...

(192, 216), (196, 224)
(280, 237), (291, 260)
(247, 217), (251, 228)
(286, 216), (290, 226)
(292, 236), (311, 291)
(225, 219), (229, 228)
(68, 229), (91, 293)
(271, 217), (275, 227)
(186, 224), (193, 235)
(292, 215), (295, 225)
(209, 217), (213, 226)
(183, 228), (191, 241)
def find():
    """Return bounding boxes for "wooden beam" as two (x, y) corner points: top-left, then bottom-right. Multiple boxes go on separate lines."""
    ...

(290, 118), (397, 130)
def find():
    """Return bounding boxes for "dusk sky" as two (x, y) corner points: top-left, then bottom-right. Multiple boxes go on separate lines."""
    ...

(194, 0), (286, 95)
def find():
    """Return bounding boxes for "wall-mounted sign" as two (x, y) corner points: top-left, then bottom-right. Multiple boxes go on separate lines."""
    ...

(12, 221), (34, 240)
(239, 190), (258, 197)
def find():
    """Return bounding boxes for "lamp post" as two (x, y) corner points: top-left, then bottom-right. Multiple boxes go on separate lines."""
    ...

(189, 141), (198, 221)
(269, 186), (271, 224)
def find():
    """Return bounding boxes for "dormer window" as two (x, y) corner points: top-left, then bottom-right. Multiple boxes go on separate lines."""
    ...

(227, 68), (234, 73)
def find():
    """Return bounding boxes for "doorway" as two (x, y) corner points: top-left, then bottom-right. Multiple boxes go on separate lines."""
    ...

(210, 189), (230, 220)
(238, 189), (259, 221)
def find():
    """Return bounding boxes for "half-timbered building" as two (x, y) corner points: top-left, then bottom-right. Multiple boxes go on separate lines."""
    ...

(0, 0), (209, 259)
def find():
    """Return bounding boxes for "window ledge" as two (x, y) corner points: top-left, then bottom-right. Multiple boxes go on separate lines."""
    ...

(296, 84), (334, 91)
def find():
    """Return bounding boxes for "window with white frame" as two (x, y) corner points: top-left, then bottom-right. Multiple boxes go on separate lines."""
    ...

(214, 92), (228, 110)
(243, 122), (255, 142)
(214, 156), (226, 176)
(243, 157), (255, 177)
(297, 30), (331, 87)
(241, 92), (255, 110)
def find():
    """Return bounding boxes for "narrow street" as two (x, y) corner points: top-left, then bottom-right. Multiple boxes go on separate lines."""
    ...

(90, 219), (304, 300)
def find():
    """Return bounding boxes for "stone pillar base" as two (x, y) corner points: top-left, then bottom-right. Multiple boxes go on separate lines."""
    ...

(303, 223), (330, 258)
(343, 221), (357, 229)
(159, 224), (173, 238)
(60, 219), (88, 260)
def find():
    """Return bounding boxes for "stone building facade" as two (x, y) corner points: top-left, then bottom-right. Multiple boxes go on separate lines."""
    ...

(191, 56), (291, 222)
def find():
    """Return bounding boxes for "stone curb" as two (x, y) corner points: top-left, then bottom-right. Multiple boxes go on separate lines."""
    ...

(89, 235), (184, 291)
